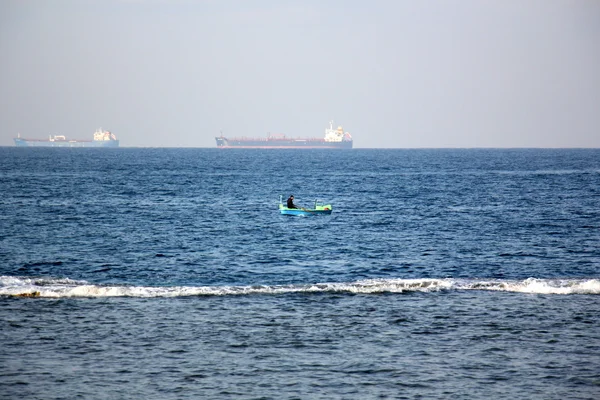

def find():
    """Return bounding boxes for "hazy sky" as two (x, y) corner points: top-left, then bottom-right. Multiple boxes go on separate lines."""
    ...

(1, 0), (599, 148)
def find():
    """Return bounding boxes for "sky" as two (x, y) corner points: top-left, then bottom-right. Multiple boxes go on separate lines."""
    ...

(1, 0), (599, 148)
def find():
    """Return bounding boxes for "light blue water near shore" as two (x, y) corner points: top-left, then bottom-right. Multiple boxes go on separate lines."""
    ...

(1, 148), (599, 399)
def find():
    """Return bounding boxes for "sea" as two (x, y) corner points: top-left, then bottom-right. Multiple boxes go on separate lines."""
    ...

(0, 147), (599, 399)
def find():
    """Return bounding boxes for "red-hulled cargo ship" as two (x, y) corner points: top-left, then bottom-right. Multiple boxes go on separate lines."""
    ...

(215, 121), (353, 149)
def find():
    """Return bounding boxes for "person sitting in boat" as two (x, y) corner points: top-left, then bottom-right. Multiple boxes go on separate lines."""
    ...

(287, 195), (298, 209)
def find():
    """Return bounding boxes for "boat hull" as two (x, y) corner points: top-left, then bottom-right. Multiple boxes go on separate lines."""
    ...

(14, 138), (119, 148)
(279, 204), (333, 216)
(216, 137), (352, 149)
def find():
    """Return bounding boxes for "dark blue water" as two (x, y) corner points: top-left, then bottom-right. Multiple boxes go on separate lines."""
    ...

(1, 148), (599, 399)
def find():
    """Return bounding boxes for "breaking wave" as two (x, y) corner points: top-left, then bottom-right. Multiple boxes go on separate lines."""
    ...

(1, 276), (599, 298)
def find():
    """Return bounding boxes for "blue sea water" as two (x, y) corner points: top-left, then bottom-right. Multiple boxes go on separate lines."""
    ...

(0, 147), (599, 399)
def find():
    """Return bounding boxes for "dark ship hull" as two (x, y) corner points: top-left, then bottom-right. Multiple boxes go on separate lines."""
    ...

(215, 137), (352, 149)
(14, 138), (119, 148)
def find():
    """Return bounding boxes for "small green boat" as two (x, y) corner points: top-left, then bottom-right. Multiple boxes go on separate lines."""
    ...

(279, 195), (333, 216)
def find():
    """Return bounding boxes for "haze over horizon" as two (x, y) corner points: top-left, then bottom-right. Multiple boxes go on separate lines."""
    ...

(1, 0), (599, 148)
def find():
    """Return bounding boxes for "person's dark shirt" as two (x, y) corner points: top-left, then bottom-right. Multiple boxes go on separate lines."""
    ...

(287, 197), (297, 209)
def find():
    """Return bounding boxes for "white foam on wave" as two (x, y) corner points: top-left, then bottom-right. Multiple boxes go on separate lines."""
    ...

(1, 276), (598, 298)
(459, 277), (600, 295)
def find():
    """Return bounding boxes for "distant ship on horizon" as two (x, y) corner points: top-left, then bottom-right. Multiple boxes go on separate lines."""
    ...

(14, 128), (119, 148)
(215, 121), (353, 149)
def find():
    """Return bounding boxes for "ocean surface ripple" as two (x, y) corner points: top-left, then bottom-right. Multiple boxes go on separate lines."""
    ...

(1, 148), (599, 399)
